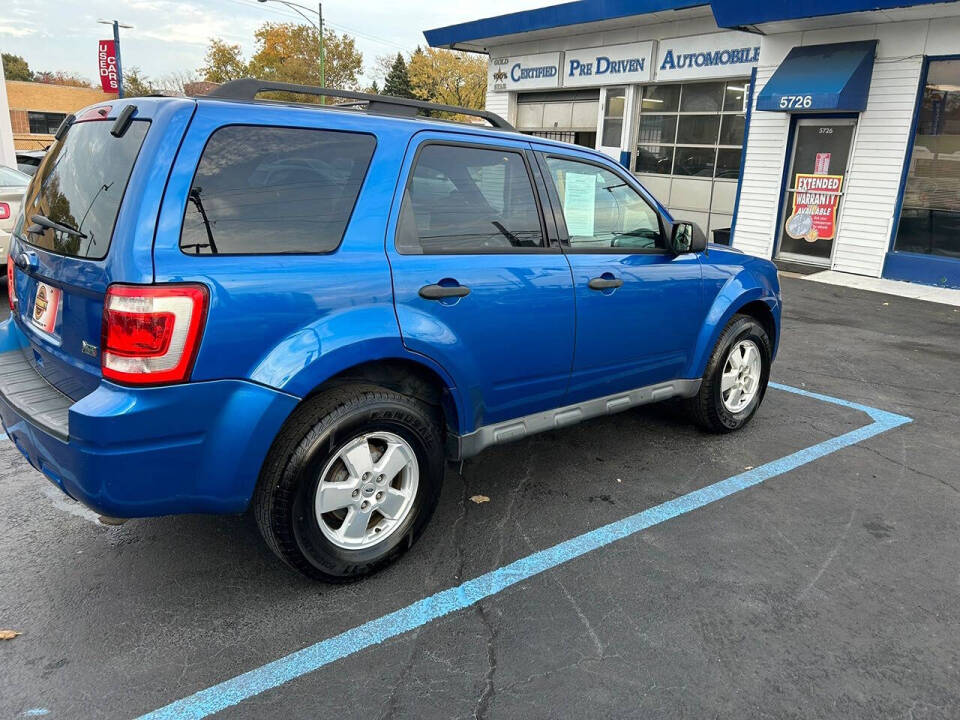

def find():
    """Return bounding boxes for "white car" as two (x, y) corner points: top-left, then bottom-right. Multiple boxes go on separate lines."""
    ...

(0, 166), (31, 266)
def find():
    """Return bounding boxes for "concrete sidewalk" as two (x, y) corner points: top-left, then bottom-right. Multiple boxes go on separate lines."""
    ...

(800, 269), (960, 307)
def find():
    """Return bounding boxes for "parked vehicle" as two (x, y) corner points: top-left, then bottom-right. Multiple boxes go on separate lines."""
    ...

(0, 82), (781, 581)
(0, 166), (30, 266)
(16, 150), (46, 177)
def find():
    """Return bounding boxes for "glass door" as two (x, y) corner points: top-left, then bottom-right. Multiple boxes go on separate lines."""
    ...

(777, 118), (857, 265)
(597, 86), (627, 160)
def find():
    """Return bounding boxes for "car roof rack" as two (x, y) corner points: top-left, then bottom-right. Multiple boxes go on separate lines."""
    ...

(207, 78), (514, 130)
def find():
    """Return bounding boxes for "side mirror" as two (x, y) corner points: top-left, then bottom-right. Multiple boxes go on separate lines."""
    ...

(669, 222), (706, 254)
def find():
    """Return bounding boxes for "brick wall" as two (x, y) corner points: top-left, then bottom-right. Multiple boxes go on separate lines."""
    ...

(6, 81), (117, 150)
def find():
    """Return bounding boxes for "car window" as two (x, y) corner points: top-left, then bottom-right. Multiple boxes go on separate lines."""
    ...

(180, 125), (375, 255)
(0, 166), (30, 187)
(396, 144), (543, 254)
(20, 120), (149, 259)
(544, 156), (664, 251)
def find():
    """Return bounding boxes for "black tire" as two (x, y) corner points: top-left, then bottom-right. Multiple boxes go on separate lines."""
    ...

(685, 314), (772, 433)
(254, 384), (444, 582)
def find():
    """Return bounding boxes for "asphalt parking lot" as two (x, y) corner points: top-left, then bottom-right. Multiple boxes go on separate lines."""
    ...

(1, 275), (958, 720)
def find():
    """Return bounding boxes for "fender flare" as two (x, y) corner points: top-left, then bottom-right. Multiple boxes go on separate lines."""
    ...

(249, 307), (469, 434)
(687, 269), (780, 378)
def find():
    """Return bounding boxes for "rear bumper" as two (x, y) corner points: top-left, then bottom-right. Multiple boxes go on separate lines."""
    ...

(0, 318), (298, 518)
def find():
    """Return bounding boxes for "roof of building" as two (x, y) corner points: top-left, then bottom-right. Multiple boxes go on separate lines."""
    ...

(425, 0), (957, 49)
(424, 0), (706, 51)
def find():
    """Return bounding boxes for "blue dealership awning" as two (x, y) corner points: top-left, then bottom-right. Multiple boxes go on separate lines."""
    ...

(756, 40), (878, 113)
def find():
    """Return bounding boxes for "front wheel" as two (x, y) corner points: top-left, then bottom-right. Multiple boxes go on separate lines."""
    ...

(254, 385), (444, 582)
(684, 314), (772, 433)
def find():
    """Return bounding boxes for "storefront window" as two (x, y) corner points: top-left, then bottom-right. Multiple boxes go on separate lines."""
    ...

(893, 59), (960, 259)
(635, 80), (747, 179)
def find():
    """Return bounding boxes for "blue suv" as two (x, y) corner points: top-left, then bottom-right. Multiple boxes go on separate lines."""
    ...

(0, 80), (781, 581)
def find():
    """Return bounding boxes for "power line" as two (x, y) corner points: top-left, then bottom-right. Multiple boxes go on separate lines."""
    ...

(208, 0), (412, 52)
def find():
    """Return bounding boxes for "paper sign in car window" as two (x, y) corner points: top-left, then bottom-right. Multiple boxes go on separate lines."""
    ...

(562, 172), (597, 237)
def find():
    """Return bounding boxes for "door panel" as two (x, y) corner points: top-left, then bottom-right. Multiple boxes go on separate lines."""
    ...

(387, 135), (575, 430)
(538, 150), (704, 404)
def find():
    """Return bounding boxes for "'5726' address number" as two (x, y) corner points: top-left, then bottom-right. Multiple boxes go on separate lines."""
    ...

(779, 95), (813, 109)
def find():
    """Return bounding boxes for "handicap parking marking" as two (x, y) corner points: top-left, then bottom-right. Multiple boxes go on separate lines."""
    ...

(136, 384), (911, 720)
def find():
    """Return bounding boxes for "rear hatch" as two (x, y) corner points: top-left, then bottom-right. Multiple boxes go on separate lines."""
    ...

(8, 107), (152, 400)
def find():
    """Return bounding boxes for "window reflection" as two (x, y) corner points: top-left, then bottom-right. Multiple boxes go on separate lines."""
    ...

(634, 81), (746, 179)
(894, 59), (960, 258)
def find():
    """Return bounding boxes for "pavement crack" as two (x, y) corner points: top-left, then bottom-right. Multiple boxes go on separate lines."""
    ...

(797, 508), (855, 600)
(491, 452), (534, 569)
(376, 628), (423, 720)
(855, 443), (960, 494)
(473, 601), (498, 720)
(778, 365), (960, 399)
(514, 520), (605, 657)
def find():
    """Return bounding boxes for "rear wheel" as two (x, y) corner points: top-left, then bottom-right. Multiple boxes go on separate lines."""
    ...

(254, 385), (444, 582)
(685, 314), (771, 433)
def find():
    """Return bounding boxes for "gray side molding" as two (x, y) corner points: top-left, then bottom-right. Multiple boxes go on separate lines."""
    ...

(0, 349), (72, 441)
(455, 378), (701, 459)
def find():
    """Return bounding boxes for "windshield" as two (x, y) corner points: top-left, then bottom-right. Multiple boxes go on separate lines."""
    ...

(20, 119), (148, 259)
(0, 166), (30, 187)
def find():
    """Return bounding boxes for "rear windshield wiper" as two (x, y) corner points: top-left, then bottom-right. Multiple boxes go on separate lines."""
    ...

(28, 214), (87, 239)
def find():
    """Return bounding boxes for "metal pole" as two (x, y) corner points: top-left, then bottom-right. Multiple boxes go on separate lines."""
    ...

(113, 20), (124, 99)
(318, 2), (325, 101)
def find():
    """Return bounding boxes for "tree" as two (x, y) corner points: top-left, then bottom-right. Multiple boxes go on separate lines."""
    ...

(33, 70), (91, 88)
(372, 54), (395, 84)
(382, 53), (413, 99)
(365, 80), (380, 95)
(2, 53), (33, 82)
(122, 67), (157, 98)
(200, 39), (248, 83)
(154, 70), (199, 97)
(409, 48), (487, 109)
(247, 22), (362, 90)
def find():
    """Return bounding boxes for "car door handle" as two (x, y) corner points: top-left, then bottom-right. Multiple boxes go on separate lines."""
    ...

(587, 276), (623, 290)
(419, 283), (471, 300)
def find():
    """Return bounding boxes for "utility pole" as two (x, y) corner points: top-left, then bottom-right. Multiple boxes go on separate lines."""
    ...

(318, 3), (325, 91)
(98, 19), (133, 98)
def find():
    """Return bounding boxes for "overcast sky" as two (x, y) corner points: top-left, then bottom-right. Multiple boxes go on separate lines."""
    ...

(1, 0), (546, 86)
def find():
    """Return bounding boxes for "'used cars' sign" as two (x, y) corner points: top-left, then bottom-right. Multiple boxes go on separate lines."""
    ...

(656, 31), (760, 82)
(564, 42), (654, 87)
(489, 52), (562, 91)
(98, 40), (119, 93)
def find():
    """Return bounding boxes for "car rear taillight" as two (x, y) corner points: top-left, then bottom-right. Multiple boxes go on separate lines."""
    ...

(101, 284), (208, 385)
(0, 202), (10, 220)
(7, 255), (15, 310)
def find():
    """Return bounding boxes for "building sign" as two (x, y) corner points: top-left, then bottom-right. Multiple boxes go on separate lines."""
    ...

(564, 42), (654, 87)
(98, 40), (119, 93)
(785, 173), (844, 242)
(656, 31), (760, 82)
(489, 52), (561, 92)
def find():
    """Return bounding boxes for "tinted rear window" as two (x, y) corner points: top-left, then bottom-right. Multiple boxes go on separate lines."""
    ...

(21, 119), (148, 260)
(396, 144), (544, 254)
(180, 126), (376, 255)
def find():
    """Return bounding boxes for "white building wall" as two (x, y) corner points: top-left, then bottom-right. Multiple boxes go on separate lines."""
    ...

(484, 86), (513, 125)
(732, 18), (956, 276)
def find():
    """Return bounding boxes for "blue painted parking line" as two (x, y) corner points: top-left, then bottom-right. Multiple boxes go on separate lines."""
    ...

(137, 384), (911, 720)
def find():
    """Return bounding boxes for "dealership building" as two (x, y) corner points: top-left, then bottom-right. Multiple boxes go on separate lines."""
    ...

(425, 0), (960, 288)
